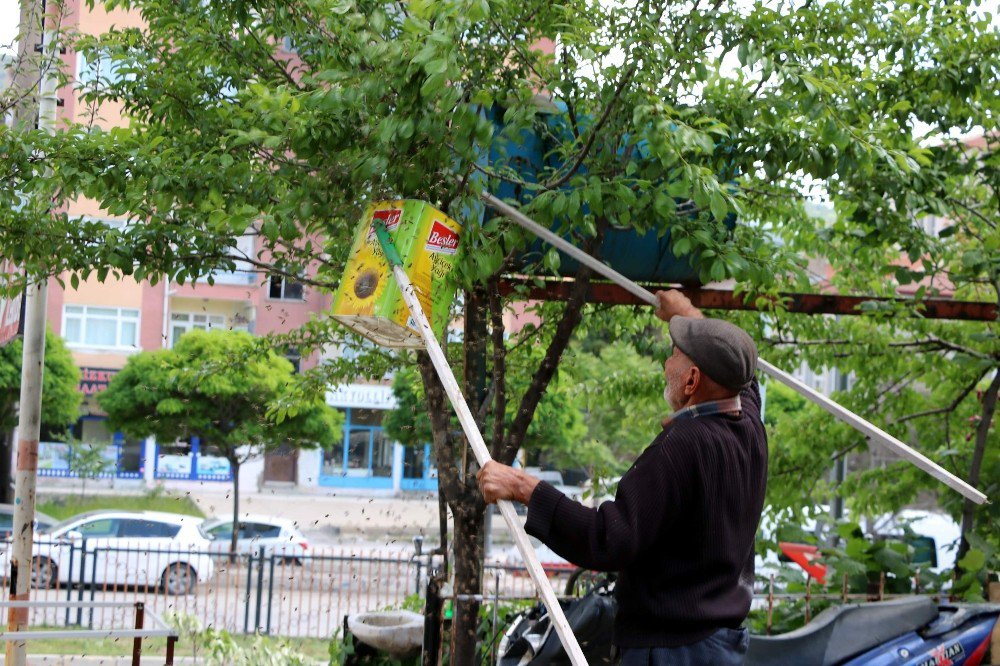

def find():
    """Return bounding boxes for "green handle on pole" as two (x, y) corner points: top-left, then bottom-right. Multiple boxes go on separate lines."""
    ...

(372, 221), (404, 267)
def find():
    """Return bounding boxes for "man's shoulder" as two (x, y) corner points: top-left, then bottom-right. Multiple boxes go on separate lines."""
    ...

(660, 411), (763, 450)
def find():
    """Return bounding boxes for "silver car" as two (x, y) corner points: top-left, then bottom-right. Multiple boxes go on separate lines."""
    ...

(0, 504), (57, 542)
(200, 515), (310, 564)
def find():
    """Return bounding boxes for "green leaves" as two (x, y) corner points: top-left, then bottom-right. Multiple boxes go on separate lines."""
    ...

(99, 330), (342, 457)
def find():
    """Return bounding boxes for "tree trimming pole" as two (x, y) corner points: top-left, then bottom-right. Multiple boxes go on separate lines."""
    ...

(372, 222), (589, 666)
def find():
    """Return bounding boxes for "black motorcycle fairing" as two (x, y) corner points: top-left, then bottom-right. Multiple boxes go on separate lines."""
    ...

(923, 603), (1000, 639)
(745, 596), (937, 666)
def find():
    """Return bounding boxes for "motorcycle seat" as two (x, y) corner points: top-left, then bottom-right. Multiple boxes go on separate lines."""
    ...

(746, 596), (937, 666)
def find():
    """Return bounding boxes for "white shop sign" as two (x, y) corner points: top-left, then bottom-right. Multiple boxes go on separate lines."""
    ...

(326, 384), (398, 410)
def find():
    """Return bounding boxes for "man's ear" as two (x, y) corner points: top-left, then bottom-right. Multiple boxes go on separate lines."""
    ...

(684, 366), (700, 396)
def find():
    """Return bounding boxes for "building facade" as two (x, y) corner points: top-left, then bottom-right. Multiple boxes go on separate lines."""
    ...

(22, 1), (438, 495)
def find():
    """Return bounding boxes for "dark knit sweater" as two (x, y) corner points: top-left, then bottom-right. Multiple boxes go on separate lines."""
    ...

(525, 379), (768, 648)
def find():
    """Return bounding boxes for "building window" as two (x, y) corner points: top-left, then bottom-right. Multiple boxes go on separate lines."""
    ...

(202, 233), (256, 285)
(77, 49), (129, 90)
(63, 305), (139, 349)
(269, 275), (304, 300)
(285, 347), (301, 373)
(170, 312), (225, 347)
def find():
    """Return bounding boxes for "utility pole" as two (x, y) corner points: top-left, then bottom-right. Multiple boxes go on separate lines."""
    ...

(7, 0), (55, 663)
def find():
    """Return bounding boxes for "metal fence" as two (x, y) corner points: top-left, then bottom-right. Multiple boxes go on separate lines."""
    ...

(0, 541), (574, 639)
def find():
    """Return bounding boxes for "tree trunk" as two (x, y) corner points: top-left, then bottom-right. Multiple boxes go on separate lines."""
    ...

(450, 503), (485, 666)
(416, 351), (487, 666)
(0, 429), (12, 504)
(230, 460), (241, 560)
(956, 368), (999, 566)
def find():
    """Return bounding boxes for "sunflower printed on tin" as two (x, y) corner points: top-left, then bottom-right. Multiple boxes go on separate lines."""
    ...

(332, 201), (463, 349)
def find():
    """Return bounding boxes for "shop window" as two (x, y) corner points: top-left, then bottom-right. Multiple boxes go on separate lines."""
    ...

(198, 443), (232, 477)
(350, 408), (382, 427)
(157, 440), (193, 477)
(371, 430), (392, 477)
(346, 429), (371, 476)
(403, 445), (427, 479)
(321, 447), (342, 477)
(118, 438), (143, 475)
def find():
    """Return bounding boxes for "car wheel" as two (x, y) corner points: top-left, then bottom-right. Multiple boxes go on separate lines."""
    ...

(30, 557), (56, 589)
(280, 556), (303, 566)
(160, 563), (196, 595)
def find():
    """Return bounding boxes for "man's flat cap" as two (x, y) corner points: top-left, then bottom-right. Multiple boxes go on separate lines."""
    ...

(670, 317), (758, 391)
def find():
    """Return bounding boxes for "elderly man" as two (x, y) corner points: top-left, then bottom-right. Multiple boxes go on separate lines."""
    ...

(478, 289), (768, 665)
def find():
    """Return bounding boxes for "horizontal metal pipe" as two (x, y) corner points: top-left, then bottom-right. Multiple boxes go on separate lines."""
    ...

(496, 278), (998, 322)
(0, 630), (176, 640)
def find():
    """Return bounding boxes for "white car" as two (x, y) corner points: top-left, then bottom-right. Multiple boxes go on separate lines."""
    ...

(0, 510), (215, 595)
(200, 515), (310, 563)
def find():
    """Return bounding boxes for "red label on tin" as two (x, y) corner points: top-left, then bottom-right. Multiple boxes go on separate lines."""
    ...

(425, 220), (460, 254)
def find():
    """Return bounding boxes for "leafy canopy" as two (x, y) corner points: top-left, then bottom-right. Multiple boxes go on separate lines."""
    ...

(0, 328), (81, 432)
(98, 329), (342, 461)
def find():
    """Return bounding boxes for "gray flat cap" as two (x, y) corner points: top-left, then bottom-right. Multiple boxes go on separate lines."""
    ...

(670, 317), (758, 391)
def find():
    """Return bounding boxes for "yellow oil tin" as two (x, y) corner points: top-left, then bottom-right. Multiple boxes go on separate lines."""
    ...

(332, 200), (463, 348)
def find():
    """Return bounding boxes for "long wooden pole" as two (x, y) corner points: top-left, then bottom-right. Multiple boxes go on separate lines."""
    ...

(372, 223), (589, 666)
(479, 191), (988, 506)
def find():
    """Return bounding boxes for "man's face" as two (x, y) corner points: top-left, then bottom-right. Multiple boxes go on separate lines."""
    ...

(663, 346), (694, 412)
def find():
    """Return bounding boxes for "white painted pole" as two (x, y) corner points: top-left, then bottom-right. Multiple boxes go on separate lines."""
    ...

(7, 1), (56, 663)
(478, 191), (988, 506)
(373, 227), (588, 666)
(6, 280), (47, 665)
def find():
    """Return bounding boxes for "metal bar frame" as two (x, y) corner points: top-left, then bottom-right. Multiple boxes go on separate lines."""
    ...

(496, 278), (998, 321)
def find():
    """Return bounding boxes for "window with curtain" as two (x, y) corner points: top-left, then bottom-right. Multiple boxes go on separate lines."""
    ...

(63, 305), (139, 349)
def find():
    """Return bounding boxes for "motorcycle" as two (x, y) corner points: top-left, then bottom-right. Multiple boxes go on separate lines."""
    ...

(497, 570), (999, 666)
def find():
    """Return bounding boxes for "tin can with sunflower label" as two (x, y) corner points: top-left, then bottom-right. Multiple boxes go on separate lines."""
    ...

(332, 200), (463, 348)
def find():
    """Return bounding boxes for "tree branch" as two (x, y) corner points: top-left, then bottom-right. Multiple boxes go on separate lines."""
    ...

(487, 277), (507, 459)
(891, 370), (989, 425)
(498, 220), (607, 463)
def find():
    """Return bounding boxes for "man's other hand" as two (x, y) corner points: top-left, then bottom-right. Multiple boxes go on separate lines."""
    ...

(477, 461), (540, 505)
(655, 289), (703, 322)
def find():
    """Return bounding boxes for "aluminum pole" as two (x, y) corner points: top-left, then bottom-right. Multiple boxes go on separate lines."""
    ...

(372, 224), (589, 666)
(478, 191), (988, 506)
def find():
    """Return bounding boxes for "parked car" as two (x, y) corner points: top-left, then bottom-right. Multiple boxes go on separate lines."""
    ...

(0, 510), (215, 594)
(0, 504), (57, 541)
(200, 515), (309, 563)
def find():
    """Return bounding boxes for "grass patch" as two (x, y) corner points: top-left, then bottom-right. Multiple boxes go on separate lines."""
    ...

(18, 633), (331, 660)
(37, 492), (205, 522)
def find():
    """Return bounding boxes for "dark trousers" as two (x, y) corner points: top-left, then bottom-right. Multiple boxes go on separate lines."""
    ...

(620, 628), (749, 666)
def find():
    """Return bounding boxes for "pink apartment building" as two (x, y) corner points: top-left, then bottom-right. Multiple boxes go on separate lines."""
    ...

(28, 1), (440, 494)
